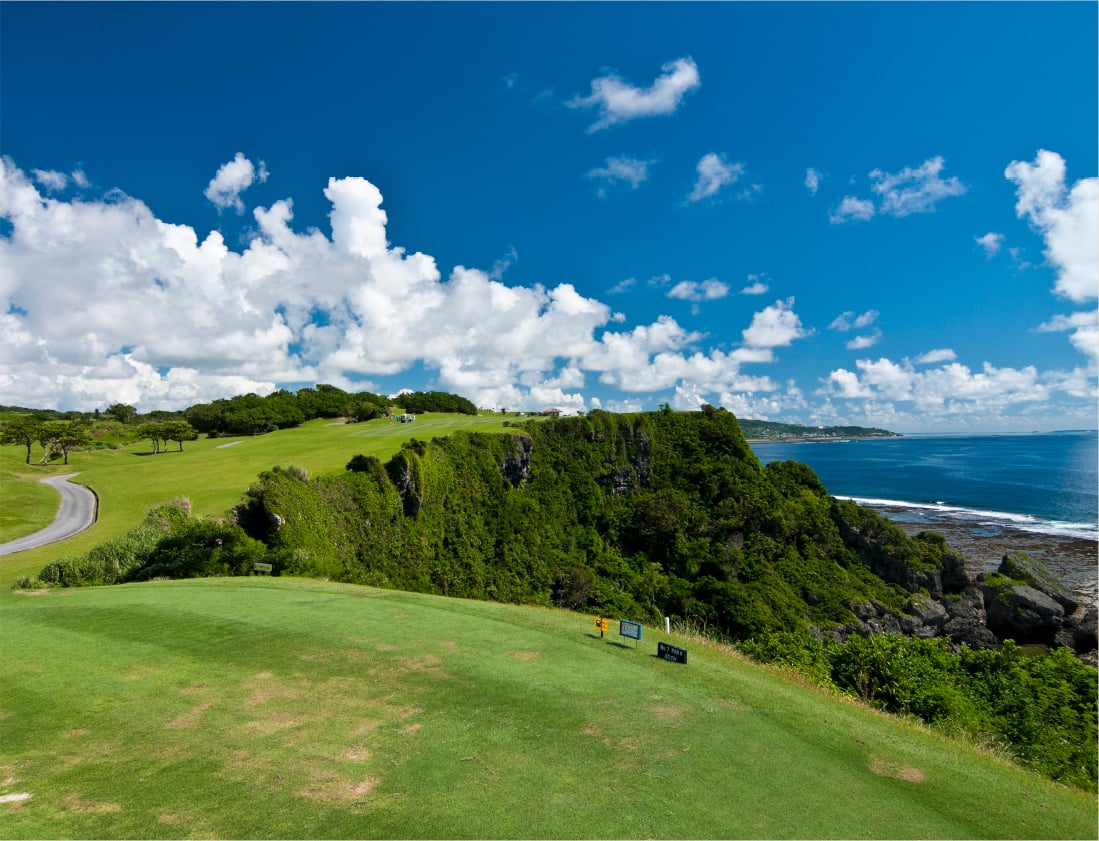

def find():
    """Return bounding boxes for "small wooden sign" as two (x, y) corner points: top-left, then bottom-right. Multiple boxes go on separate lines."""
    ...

(253, 562), (273, 573)
(658, 642), (687, 664)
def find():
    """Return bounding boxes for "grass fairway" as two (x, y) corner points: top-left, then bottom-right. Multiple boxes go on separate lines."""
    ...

(1, 578), (1095, 839)
(0, 414), (517, 588)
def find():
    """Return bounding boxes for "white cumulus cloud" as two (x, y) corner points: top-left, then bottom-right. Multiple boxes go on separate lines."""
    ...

(32, 169), (69, 192)
(0, 156), (814, 414)
(1038, 310), (1099, 361)
(204, 152), (269, 214)
(830, 156), (966, 224)
(821, 357), (1055, 420)
(667, 278), (729, 302)
(687, 153), (743, 203)
(805, 167), (822, 196)
(741, 298), (813, 349)
(829, 195), (875, 224)
(916, 348), (957, 365)
(829, 310), (879, 332)
(741, 275), (769, 295)
(1004, 149), (1098, 304)
(846, 331), (881, 350)
(975, 232), (1004, 258)
(568, 57), (700, 132)
(870, 156), (967, 217)
(586, 155), (655, 195)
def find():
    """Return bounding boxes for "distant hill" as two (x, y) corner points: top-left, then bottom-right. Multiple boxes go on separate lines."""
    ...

(739, 419), (899, 441)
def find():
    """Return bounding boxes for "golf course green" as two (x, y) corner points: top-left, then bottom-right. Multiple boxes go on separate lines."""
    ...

(2, 577), (1096, 839)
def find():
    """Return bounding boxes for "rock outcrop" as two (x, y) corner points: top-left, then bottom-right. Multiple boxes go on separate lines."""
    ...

(499, 434), (534, 488)
(833, 512), (1094, 660)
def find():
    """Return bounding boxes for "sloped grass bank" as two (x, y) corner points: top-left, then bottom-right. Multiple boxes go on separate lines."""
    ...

(1, 578), (1095, 839)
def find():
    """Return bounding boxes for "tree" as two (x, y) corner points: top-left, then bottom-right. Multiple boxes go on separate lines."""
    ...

(37, 421), (91, 465)
(1, 417), (44, 464)
(184, 400), (227, 434)
(104, 403), (137, 424)
(53, 424), (92, 465)
(138, 421), (168, 454)
(163, 420), (198, 451)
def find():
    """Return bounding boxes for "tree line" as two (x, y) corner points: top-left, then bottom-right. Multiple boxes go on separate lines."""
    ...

(0, 417), (94, 465)
(1, 386), (480, 462)
(183, 386), (476, 436)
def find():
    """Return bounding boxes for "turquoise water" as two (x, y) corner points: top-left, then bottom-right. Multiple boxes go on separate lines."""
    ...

(751, 431), (1098, 542)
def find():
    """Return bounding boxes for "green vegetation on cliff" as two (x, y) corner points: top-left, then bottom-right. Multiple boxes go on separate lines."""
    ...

(234, 406), (905, 637)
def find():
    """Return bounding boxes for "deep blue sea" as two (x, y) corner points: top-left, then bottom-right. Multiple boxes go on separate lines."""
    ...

(751, 431), (1098, 543)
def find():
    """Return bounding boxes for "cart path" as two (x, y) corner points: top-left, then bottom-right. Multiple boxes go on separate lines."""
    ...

(0, 473), (98, 556)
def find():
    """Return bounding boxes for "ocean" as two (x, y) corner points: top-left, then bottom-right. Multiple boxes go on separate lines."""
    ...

(750, 431), (1098, 602)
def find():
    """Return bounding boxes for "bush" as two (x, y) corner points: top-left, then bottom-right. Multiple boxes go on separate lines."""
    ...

(741, 629), (1097, 789)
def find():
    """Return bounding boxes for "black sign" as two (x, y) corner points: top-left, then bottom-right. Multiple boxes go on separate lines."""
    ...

(658, 642), (687, 664)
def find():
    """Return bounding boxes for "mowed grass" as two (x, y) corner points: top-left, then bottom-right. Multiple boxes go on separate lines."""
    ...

(0, 414), (518, 588)
(1, 577), (1094, 839)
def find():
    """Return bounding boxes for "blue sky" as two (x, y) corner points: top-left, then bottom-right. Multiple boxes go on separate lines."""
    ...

(1, 1), (1095, 432)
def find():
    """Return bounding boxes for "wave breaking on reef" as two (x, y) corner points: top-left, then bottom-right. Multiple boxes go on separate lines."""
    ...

(841, 496), (1098, 603)
(838, 496), (1098, 542)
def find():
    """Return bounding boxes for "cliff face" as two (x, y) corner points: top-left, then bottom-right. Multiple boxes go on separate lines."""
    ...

(234, 407), (1092, 658)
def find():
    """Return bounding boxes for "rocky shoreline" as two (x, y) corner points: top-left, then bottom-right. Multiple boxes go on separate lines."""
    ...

(827, 503), (1098, 667)
(869, 503), (1098, 605)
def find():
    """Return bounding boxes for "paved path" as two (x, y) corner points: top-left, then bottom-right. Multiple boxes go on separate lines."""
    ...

(0, 473), (98, 556)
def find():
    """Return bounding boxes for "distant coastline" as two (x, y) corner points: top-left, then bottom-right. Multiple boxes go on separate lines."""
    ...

(740, 419), (900, 444)
(743, 435), (896, 444)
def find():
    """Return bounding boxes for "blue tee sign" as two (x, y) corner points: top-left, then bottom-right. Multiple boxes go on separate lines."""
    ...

(619, 620), (642, 640)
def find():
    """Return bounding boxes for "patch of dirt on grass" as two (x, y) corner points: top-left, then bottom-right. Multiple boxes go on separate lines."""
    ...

(342, 746), (371, 761)
(299, 775), (381, 802)
(244, 710), (301, 735)
(400, 723), (422, 736)
(870, 754), (926, 783)
(582, 724), (603, 737)
(364, 701), (423, 721)
(407, 653), (444, 672)
(60, 728), (89, 738)
(350, 720), (381, 737)
(179, 683), (208, 695)
(0, 793), (31, 804)
(244, 673), (308, 706)
(375, 643), (400, 652)
(165, 700), (214, 729)
(63, 794), (122, 813)
(13, 589), (50, 596)
(505, 650), (539, 661)
(649, 705), (685, 720)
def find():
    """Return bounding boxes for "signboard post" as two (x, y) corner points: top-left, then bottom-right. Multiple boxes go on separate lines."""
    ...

(594, 617), (609, 638)
(252, 562), (273, 575)
(619, 620), (642, 649)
